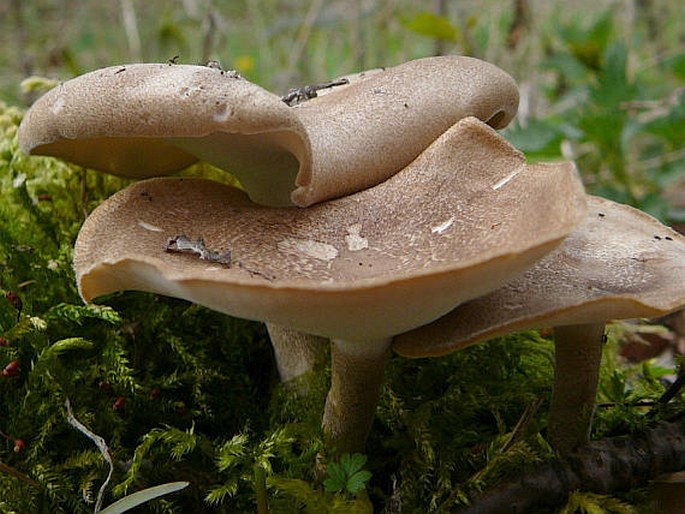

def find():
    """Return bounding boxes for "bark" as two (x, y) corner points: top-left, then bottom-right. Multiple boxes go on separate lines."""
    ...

(456, 416), (685, 513)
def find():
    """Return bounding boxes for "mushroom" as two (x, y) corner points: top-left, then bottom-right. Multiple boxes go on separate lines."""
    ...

(265, 323), (327, 384)
(18, 63), (307, 206)
(18, 56), (518, 207)
(72, 117), (586, 453)
(394, 196), (685, 454)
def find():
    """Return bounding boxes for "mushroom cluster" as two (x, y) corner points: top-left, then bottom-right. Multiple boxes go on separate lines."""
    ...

(70, 117), (585, 453)
(18, 56), (685, 457)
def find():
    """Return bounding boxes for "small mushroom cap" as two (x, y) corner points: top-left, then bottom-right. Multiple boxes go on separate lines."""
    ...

(19, 56), (518, 207)
(74, 118), (584, 342)
(393, 196), (685, 357)
(289, 55), (519, 206)
(18, 63), (309, 206)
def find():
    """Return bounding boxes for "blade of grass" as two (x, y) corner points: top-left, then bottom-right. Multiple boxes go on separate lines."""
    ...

(99, 482), (190, 514)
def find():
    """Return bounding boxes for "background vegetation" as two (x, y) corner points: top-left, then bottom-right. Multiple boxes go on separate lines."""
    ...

(1, 0), (684, 512)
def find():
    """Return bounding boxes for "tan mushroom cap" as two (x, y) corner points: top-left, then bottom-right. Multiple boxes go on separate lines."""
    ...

(393, 196), (685, 357)
(19, 56), (518, 207)
(289, 55), (518, 206)
(74, 118), (584, 342)
(18, 63), (309, 206)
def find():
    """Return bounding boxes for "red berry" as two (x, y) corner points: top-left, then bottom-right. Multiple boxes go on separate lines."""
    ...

(13, 439), (25, 453)
(112, 396), (126, 410)
(4, 292), (22, 312)
(149, 387), (161, 401)
(37, 194), (52, 202)
(0, 337), (10, 347)
(2, 360), (21, 377)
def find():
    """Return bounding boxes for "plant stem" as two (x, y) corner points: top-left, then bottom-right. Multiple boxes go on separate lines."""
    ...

(254, 464), (268, 514)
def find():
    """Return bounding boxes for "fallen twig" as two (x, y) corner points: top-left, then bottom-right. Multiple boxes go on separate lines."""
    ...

(0, 461), (40, 489)
(456, 414), (685, 513)
(500, 396), (544, 454)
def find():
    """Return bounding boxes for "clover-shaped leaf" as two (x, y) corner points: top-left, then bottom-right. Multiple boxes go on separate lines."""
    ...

(324, 453), (372, 495)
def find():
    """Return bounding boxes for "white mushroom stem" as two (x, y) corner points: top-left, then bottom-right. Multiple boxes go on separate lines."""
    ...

(265, 323), (327, 383)
(323, 338), (392, 455)
(548, 322), (606, 454)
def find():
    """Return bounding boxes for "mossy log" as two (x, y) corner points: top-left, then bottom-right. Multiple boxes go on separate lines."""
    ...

(457, 416), (685, 513)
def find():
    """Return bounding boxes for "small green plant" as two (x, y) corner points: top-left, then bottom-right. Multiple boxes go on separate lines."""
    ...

(558, 490), (635, 514)
(323, 453), (372, 495)
(267, 453), (374, 514)
(205, 427), (297, 512)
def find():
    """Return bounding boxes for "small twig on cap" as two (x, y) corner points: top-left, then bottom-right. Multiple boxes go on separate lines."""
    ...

(203, 59), (242, 78)
(236, 262), (275, 281)
(204, 59), (223, 70)
(165, 235), (232, 267)
(281, 78), (349, 106)
(165, 235), (275, 279)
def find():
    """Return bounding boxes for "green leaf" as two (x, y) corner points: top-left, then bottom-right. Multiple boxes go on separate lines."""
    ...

(346, 470), (371, 494)
(669, 53), (685, 80)
(601, 370), (628, 403)
(504, 120), (564, 155)
(216, 432), (250, 471)
(323, 464), (347, 493)
(324, 454), (371, 494)
(340, 453), (365, 475)
(99, 481), (189, 514)
(205, 479), (240, 506)
(560, 11), (614, 71)
(46, 337), (94, 356)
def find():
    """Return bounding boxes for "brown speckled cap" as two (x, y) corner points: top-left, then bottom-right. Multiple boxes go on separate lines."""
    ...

(394, 196), (685, 357)
(74, 118), (584, 341)
(20, 56), (518, 207)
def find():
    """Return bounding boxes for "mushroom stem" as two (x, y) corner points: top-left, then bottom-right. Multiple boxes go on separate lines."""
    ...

(548, 322), (605, 454)
(322, 338), (392, 455)
(266, 323), (327, 383)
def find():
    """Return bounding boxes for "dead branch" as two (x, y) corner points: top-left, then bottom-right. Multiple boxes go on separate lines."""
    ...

(456, 415), (685, 513)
